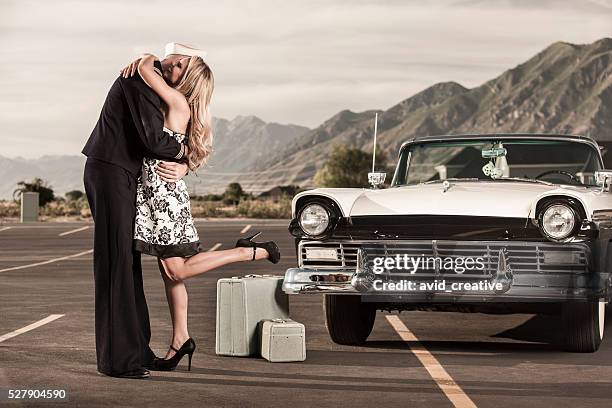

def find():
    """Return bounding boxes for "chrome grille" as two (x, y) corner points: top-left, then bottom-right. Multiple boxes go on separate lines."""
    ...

(299, 242), (360, 268)
(298, 240), (589, 275)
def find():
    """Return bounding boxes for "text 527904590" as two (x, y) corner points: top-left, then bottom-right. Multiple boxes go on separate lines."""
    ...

(2, 389), (68, 401)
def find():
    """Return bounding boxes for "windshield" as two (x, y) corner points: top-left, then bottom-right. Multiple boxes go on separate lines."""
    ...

(391, 139), (603, 187)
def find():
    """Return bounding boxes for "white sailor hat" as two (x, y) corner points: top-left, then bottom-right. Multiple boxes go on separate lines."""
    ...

(164, 42), (207, 59)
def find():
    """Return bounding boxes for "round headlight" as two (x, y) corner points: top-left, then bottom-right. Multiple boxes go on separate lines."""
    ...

(299, 204), (330, 236)
(541, 204), (577, 240)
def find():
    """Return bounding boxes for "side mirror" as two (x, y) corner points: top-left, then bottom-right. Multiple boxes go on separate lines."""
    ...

(368, 172), (386, 189)
(595, 170), (612, 192)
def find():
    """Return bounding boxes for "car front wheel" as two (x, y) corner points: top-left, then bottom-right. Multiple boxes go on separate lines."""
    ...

(324, 295), (376, 345)
(561, 300), (605, 352)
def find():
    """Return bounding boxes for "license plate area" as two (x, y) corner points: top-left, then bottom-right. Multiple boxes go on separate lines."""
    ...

(304, 248), (338, 260)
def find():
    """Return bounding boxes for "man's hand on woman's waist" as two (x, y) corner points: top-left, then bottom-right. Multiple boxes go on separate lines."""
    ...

(155, 161), (189, 182)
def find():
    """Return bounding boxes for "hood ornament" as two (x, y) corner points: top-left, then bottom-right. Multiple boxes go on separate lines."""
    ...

(442, 180), (452, 192)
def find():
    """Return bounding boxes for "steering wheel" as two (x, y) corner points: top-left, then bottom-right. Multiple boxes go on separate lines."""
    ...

(534, 170), (579, 183)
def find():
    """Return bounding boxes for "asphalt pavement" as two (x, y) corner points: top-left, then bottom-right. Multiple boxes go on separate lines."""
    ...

(1, 220), (611, 407)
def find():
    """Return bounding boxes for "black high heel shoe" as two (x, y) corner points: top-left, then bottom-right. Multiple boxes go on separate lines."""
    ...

(153, 338), (196, 371)
(234, 231), (281, 264)
(235, 231), (261, 247)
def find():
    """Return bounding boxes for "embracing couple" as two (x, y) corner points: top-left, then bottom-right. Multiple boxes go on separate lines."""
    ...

(82, 42), (280, 379)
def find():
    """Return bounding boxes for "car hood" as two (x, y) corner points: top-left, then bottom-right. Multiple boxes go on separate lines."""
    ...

(293, 182), (610, 220)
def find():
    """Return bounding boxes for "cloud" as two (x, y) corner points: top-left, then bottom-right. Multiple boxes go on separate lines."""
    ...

(0, 0), (610, 157)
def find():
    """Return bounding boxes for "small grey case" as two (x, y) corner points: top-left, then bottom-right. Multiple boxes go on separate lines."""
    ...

(260, 318), (306, 362)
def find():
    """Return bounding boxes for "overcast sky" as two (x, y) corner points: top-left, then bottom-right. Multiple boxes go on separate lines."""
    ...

(0, 0), (611, 158)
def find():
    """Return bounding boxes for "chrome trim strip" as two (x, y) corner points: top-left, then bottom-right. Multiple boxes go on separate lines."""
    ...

(592, 210), (612, 222)
(432, 239), (439, 276)
(399, 134), (600, 152)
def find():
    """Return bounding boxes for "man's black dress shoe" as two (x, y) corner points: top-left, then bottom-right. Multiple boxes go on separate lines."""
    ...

(110, 368), (150, 379)
(142, 360), (156, 370)
(142, 348), (158, 369)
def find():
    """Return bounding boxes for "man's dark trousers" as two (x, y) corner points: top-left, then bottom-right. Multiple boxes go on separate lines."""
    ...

(83, 158), (155, 375)
(81, 61), (185, 374)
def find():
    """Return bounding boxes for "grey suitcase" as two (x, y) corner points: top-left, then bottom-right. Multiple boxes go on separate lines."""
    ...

(260, 319), (306, 362)
(215, 274), (289, 356)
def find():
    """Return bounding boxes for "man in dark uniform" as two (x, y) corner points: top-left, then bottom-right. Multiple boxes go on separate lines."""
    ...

(82, 45), (200, 379)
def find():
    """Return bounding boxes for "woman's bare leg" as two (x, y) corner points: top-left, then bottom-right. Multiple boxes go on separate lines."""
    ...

(160, 246), (269, 282)
(156, 247), (267, 358)
(157, 259), (191, 359)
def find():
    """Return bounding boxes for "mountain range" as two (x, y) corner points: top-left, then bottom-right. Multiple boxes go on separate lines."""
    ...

(1, 38), (611, 199)
(0, 116), (308, 200)
(230, 37), (612, 192)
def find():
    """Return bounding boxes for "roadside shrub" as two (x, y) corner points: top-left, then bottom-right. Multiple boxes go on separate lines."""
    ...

(65, 190), (85, 201)
(1, 196), (291, 220)
(0, 200), (19, 218)
(13, 178), (55, 206)
(235, 197), (292, 219)
(40, 197), (90, 217)
(190, 200), (226, 218)
(313, 143), (390, 188)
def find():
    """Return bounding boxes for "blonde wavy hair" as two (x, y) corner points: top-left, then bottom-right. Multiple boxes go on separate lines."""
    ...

(174, 56), (214, 171)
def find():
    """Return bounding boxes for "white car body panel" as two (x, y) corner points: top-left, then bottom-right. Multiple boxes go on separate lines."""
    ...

(292, 182), (612, 220)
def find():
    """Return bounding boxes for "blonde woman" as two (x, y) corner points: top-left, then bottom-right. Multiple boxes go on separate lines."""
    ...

(121, 52), (280, 371)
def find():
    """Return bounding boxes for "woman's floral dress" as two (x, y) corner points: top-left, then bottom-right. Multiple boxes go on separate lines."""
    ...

(133, 127), (201, 258)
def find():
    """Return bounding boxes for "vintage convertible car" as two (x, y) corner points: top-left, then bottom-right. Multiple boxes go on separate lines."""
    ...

(283, 133), (612, 352)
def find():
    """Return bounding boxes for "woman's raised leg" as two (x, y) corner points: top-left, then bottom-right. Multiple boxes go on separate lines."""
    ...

(160, 246), (268, 282)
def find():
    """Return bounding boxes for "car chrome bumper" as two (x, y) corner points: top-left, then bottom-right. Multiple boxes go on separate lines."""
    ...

(284, 239), (611, 300)
(282, 264), (610, 300)
(282, 268), (358, 294)
(282, 266), (514, 296)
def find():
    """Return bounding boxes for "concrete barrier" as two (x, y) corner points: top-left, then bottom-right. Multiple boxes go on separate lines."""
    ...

(20, 192), (39, 222)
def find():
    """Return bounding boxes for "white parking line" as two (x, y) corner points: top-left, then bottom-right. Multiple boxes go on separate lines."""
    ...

(0, 314), (65, 343)
(207, 243), (222, 252)
(386, 315), (477, 408)
(0, 249), (93, 273)
(0, 225), (80, 229)
(240, 224), (252, 234)
(0, 226), (12, 232)
(58, 226), (90, 237)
